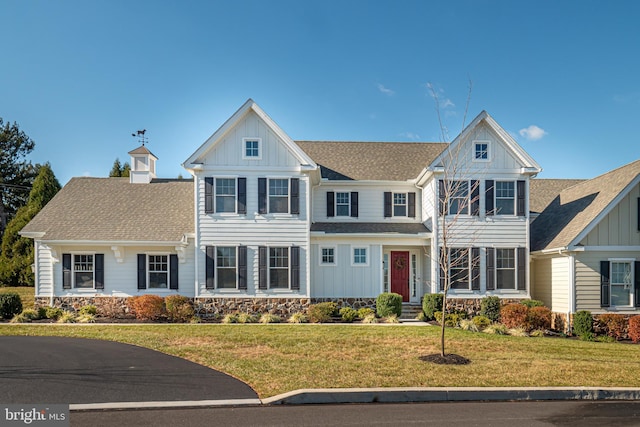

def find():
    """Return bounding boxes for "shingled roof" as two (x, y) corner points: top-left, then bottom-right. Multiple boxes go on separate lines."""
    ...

(531, 160), (640, 252)
(21, 177), (194, 242)
(296, 141), (447, 181)
(529, 178), (585, 214)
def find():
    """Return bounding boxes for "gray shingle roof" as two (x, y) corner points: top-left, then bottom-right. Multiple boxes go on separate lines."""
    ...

(21, 177), (194, 242)
(529, 179), (585, 214)
(531, 160), (640, 252)
(311, 222), (431, 234)
(296, 141), (447, 181)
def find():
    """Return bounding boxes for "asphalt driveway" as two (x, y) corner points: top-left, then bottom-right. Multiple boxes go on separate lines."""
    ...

(0, 336), (258, 404)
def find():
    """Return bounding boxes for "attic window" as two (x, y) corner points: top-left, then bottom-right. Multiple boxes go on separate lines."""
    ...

(474, 141), (490, 161)
(243, 138), (261, 159)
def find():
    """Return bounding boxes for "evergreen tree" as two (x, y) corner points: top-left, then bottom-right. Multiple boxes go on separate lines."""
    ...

(0, 164), (60, 286)
(109, 158), (130, 177)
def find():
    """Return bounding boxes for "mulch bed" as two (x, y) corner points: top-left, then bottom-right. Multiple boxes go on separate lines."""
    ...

(419, 353), (471, 365)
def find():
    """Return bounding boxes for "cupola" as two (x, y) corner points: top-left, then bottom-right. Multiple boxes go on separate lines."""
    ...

(128, 145), (158, 184)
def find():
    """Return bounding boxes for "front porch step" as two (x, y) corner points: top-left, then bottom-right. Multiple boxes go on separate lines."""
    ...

(400, 303), (423, 320)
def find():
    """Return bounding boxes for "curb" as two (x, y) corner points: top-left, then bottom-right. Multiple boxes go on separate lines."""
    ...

(69, 399), (262, 411)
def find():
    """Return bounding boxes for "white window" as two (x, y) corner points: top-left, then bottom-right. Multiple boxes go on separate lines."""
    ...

(320, 247), (336, 265)
(74, 254), (94, 289)
(383, 253), (389, 292)
(216, 247), (237, 289)
(243, 138), (261, 159)
(269, 179), (289, 214)
(215, 178), (236, 213)
(449, 181), (469, 215)
(148, 255), (168, 289)
(610, 261), (633, 307)
(495, 181), (515, 215)
(352, 247), (368, 266)
(336, 192), (350, 216)
(449, 248), (470, 290)
(474, 141), (490, 161)
(496, 249), (516, 289)
(393, 193), (407, 217)
(270, 247), (289, 288)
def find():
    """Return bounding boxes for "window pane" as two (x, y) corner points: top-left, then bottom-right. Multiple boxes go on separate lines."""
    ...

(149, 272), (168, 288)
(449, 249), (469, 289)
(354, 248), (367, 264)
(245, 140), (259, 157)
(449, 181), (469, 215)
(73, 255), (94, 288)
(496, 270), (515, 289)
(75, 272), (94, 288)
(393, 193), (407, 217)
(611, 285), (631, 306)
(336, 192), (350, 216)
(218, 269), (237, 289)
(495, 182), (515, 215)
(321, 248), (334, 264)
(269, 269), (289, 288)
(216, 246), (237, 289)
(475, 143), (488, 159)
(269, 179), (288, 195)
(215, 179), (236, 213)
(269, 179), (289, 213)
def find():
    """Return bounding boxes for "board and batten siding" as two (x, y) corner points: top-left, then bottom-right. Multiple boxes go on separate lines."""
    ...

(575, 250), (639, 313)
(580, 182), (640, 246)
(47, 244), (196, 297)
(531, 257), (552, 308)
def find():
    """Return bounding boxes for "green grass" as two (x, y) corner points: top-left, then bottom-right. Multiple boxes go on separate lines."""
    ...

(1, 324), (638, 397)
(0, 287), (34, 309)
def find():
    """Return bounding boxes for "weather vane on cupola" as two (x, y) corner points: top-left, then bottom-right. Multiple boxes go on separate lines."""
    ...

(132, 129), (148, 146)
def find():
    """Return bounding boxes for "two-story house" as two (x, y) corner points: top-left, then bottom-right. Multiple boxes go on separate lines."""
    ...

(24, 99), (639, 327)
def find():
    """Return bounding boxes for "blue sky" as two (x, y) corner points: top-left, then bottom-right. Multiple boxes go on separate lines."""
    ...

(1, 0), (639, 185)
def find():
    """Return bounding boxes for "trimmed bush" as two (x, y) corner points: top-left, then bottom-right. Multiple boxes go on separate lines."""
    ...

(521, 299), (545, 308)
(422, 294), (443, 320)
(308, 302), (338, 323)
(45, 307), (64, 320)
(480, 296), (501, 322)
(339, 307), (358, 323)
(629, 315), (640, 343)
(376, 292), (402, 318)
(597, 313), (627, 340)
(472, 315), (491, 330)
(434, 310), (466, 327)
(527, 306), (551, 331)
(573, 310), (593, 338)
(0, 292), (22, 319)
(500, 303), (528, 329)
(79, 305), (98, 316)
(357, 307), (375, 319)
(127, 295), (165, 321)
(165, 295), (195, 322)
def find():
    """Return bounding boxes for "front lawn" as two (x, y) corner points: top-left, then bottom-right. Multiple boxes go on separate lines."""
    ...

(1, 324), (638, 398)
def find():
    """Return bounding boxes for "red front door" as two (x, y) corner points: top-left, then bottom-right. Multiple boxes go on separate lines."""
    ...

(390, 251), (410, 302)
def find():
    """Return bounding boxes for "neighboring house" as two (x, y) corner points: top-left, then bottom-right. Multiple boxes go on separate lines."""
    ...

(530, 161), (640, 329)
(20, 99), (639, 325)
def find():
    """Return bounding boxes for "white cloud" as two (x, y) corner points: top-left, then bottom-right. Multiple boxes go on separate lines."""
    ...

(376, 83), (395, 96)
(519, 125), (547, 141)
(400, 132), (421, 140)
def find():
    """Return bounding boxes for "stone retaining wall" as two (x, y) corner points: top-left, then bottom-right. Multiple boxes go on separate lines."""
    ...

(194, 298), (310, 319)
(35, 296), (134, 319)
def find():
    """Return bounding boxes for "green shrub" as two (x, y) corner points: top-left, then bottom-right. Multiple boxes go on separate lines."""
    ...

(422, 293), (443, 320)
(459, 319), (478, 332)
(0, 293), (22, 319)
(573, 310), (594, 338)
(76, 313), (95, 323)
(339, 307), (358, 323)
(19, 308), (40, 320)
(57, 311), (76, 323)
(416, 311), (428, 322)
(527, 306), (551, 331)
(597, 313), (627, 340)
(259, 313), (281, 324)
(45, 307), (64, 320)
(362, 313), (379, 323)
(595, 335), (616, 343)
(127, 295), (165, 321)
(628, 315), (640, 343)
(357, 307), (375, 319)
(376, 292), (402, 318)
(236, 312), (257, 324)
(521, 299), (544, 308)
(434, 310), (466, 327)
(578, 331), (595, 342)
(472, 315), (491, 330)
(308, 302), (338, 323)
(480, 296), (501, 322)
(221, 313), (238, 324)
(165, 295), (195, 322)
(37, 307), (48, 319)
(288, 312), (308, 324)
(500, 303), (528, 329)
(79, 305), (97, 316)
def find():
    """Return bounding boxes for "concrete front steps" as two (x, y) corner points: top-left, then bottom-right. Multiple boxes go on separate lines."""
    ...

(400, 303), (423, 320)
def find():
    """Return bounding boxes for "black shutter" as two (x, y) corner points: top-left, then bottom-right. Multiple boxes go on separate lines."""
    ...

(486, 248), (495, 291)
(517, 180), (526, 216)
(438, 180), (446, 216)
(170, 254), (178, 290)
(95, 254), (104, 290)
(258, 246), (267, 290)
(408, 192), (416, 218)
(205, 246), (215, 290)
(291, 246), (300, 290)
(439, 247), (445, 291)
(351, 192), (359, 217)
(237, 177), (247, 215)
(517, 247), (526, 291)
(238, 246), (247, 290)
(384, 192), (392, 218)
(485, 180), (494, 216)
(637, 198), (640, 231)
(258, 178), (267, 214)
(471, 247), (480, 290)
(471, 180), (480, 216)
(326, 192), (335, 217)
(600, 261), (610, 307)
(635, 261), (640, 307)
(290, 178), (299, 215)
(205, 177), (214, 214)
(137, 254), (147, 290)
(62, 253), (72, 289)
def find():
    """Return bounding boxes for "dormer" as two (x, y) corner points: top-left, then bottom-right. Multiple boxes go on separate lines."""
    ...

(128, 145), (158, 184)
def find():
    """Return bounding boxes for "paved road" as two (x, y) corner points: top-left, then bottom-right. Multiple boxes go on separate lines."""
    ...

(0, 336), (257, 404)
(71, 401), (640, 427)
